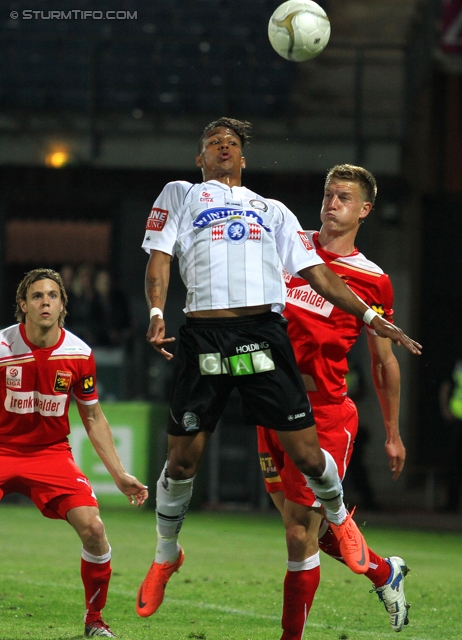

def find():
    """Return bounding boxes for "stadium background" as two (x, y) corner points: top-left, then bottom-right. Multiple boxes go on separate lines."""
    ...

(0, 0), (461, 515)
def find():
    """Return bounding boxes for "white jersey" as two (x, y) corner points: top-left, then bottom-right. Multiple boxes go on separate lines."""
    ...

(141, 180), (324, 314)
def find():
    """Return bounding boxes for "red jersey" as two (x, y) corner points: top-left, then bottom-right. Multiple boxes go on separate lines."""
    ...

(0, 324), (98, 448)
(284, 231), (394, 403)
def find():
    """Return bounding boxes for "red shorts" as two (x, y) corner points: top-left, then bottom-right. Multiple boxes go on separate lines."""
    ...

(0, 442), (99, 520)
(258, 392), (358, 507)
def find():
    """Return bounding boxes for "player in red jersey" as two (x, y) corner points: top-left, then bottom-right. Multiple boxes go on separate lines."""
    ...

(258, 165), (411, 638)
(0, 268), (148, 638)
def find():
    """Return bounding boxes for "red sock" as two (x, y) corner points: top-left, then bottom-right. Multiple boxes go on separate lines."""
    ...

(81, 558), (112, 624)
(281, 566), (320, 640)
(319, 525), (391, 587)
(366, 550), (392, 588)
(318, 524), (344, 560)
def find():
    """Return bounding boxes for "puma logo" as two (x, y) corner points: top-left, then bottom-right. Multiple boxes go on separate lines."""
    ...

(1, 341), (13, 352)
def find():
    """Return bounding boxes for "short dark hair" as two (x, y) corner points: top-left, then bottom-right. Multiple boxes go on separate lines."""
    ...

(198, 117), (252, 153)
(325, 164), (377, 206)
(15, 268), (68, 326)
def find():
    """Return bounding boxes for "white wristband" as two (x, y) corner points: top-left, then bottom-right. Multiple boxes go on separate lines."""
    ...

(149, 307), (163, 320)
(363, 308), (379, 325)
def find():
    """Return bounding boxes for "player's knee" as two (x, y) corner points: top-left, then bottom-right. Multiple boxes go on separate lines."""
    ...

(293, 452), (325, 478)
(285, 523), (310, 548)
(167, 457), (199, 480)
(80, 516), (106, 545)
(285, 523), (318, 558)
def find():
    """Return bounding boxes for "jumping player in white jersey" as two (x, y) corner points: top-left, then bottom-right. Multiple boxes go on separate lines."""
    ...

(136, 118), (421, 620)
(258, 165), (411, 638)
(0, 268), (148, 638)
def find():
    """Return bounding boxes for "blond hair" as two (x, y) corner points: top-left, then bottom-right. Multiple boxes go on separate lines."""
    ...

(325, 164), (377, 206)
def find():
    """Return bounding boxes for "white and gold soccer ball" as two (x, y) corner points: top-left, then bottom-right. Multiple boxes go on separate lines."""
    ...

(268, 0), (331, 62)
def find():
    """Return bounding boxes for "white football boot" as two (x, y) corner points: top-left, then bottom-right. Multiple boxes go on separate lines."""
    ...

(372, 556), (410, 632)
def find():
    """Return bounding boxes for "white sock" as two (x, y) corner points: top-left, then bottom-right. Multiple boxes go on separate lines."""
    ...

(81, 546), (112, 564)
(155, 462), (194, 563)
(303, 449), (347, 525)
(287, 552), (320, 572)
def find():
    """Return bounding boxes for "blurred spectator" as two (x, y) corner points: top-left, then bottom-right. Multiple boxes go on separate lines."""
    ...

(64, 263), (98, 344)
(59, 264), (133, 352)
(91, 269), (133, 347)
(438, 359), (462, 512)
(60, 264), (74, 291)
(60, 264), (78, 326)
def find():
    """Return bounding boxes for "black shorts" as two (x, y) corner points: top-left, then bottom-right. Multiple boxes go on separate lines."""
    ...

(167, 311), (315, 435)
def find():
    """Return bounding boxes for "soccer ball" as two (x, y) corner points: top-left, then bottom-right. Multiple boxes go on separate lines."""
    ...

(268, 0), (331, 62)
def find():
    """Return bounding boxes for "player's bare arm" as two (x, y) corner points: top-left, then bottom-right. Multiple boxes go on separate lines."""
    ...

(367, 332), (405, 480)
(145, 249), (175, 360)
(299, 263), (422, 355)
(77, 401), (148, 507)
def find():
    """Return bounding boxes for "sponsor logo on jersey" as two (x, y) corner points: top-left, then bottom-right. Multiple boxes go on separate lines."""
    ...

(282, 268), (292, 284)
(297, 231), (314, 251)
(1, 340), (14, 352)
(6, 365), (22, 389)
(259, 452), (282, 482)
(286, 283), (334, 318)
(199, 350), (275, 376)
(193, 207), (270, 231)
(211, 224), (225, 241)
(82, 375), (95, 395)
(236, 341), (269, 354)
(146, 207), (169, 231)
(371, 303), (385, 316)
(248, 223), (262, 241)
(249, 199), (268, 212)
(200, 191), (214, 202)
(287, 412), (306, 421)
(5, 389), (66, 416)
(54, 370), (72, 392)
(64, 345), (84, 353)
(182, 412), (200, 432)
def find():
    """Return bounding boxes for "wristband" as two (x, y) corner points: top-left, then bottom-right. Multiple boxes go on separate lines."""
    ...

(149, 307), (163, 320)
(363, 308), (379, 325)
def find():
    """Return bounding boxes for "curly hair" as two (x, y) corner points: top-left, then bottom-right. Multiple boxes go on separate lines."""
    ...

(15, 268), (68, 326)
(198, 117), (252, 153)
(325, 164), (377, 206)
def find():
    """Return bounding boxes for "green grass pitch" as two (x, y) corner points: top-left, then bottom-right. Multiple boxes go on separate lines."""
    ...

(0, 504), (460, 639)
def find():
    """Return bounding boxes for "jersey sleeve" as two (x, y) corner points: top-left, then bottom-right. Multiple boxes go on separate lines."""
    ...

(270, 200), (324, 276)
(72, 352), (99, 405)
(141, 181), (192, 257)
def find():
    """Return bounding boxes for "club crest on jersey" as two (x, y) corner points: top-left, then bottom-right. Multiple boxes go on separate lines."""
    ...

(6, 365), (22, 389)
(82, 375), (95, 395)
(223, 218), (249, 244)
(54, 370), (72, 393)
